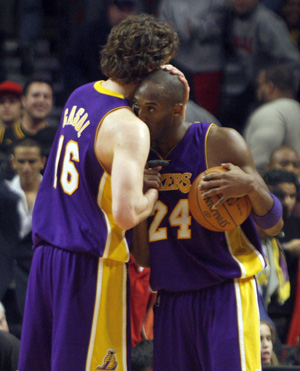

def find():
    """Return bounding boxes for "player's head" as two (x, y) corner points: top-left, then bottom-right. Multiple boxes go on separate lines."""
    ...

(133, 69), (185, 140)
(11, 138), (46, 185)
(22, 78), (53, 122)
(263, 168), (298, 219)
(0, 81), (23, 128)
(268, 146), (300, 178)
(260, 320), (276, 366)
(101, 14), (179, 85)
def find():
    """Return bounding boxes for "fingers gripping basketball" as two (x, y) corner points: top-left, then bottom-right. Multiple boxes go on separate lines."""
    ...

(188, 166), (252, 232)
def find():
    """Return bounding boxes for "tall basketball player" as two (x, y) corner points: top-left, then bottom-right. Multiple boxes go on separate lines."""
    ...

(18, 14), (179, 371)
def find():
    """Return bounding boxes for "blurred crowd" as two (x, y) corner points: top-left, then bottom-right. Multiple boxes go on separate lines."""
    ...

(1, 0), (300, 369)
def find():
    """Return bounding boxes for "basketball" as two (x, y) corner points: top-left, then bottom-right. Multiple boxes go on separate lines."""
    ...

(188, 166), (252, 232)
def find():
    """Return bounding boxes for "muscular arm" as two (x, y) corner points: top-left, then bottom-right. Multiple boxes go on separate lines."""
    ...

(96, 108), (158, 230)
(202, 126), (283, 236)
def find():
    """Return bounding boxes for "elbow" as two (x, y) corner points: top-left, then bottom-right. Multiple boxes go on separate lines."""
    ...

(113, 207), (139, 231)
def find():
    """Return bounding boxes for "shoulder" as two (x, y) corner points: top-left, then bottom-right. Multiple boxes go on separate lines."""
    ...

(206, 126), (252, 167)
(100, 108), (150, 145)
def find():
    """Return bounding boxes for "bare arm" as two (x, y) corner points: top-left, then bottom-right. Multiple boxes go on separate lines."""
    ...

(96, 108), (158, 230)
(201, 126), (283, 236)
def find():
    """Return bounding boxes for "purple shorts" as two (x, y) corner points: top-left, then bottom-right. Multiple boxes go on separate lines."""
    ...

(18, 244), (130, 371)
(153, 278), (262, 371)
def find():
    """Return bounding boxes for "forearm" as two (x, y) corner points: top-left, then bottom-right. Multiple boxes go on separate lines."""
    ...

(131, 219), (150, 268)
(113, 188), (157, 231)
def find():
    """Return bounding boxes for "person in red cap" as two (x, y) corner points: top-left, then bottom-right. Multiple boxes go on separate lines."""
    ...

(0, 78), (57, 162)
(0, 81), (23, 130)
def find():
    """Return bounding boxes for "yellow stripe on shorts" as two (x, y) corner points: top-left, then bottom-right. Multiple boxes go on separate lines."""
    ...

(86, 258), (128, 371)
(234, 277), (262, 371)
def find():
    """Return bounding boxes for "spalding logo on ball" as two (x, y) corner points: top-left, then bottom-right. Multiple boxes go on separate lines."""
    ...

(188, 166), (252, 232)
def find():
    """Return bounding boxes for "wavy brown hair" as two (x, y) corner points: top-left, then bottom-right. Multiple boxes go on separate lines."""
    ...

(100, 14), (179, 85)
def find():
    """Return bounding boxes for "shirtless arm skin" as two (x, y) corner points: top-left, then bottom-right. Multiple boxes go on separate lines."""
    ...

(96, 108), (158, 230)
(201, 126), (283, 236)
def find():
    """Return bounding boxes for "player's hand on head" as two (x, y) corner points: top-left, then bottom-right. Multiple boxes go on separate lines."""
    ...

(161, 64), (190, 105)
(200, 163), (252, 209)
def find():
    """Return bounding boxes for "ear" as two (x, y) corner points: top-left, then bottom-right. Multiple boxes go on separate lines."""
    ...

(267, 81), (276, 95)
(21, 96), (25, 108)
(173, 103), (183, 117)
(10, 154), (16, 170)
(41, 156), (47, 170)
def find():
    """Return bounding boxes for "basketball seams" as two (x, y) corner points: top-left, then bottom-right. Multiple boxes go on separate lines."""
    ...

(217, 194), (238, 228)
(195, 180), (224, 232)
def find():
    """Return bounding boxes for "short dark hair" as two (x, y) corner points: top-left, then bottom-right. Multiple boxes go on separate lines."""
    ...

(141, 69), (185, 106)
(131, 340), (153, 371)
(13, 138), (43, 155)
(263, 168), (298, 188)
(101, 14), (179, 85)
(23, 78), (53, 96)
(264, 65), (295, 94)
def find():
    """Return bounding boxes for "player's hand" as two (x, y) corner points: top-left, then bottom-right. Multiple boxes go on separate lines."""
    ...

(200, 163), (252, 209)
(143, 167), (162, 193)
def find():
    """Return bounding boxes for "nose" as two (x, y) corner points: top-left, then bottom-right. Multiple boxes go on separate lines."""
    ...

(286, 163), (295, 173)
(23, 161), (31, 171)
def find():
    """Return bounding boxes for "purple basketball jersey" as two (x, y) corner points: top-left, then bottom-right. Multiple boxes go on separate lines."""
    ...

(32, 81), (132, 260)
(148, 122), (265, 291)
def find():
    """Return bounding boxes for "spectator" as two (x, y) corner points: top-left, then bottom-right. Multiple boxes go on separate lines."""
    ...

(6, 138), (45, 320)
(221, 0), (300, 132)
(267, 146), (300, 179)
(256, 169), (299, 313)
(285, 337), (300, 365)
(267, 145), (300, 218)
(0, 330), (20, 371)
(131, 340), (153, 371)
(244, 65), (300, 175)
(0, 302), (20, 371)
(279, 0), (300, 50)
(260, 319), (280, 366)
(62, 0), (137, 100)
(0, 173), (20, 338)
(158, 0), (230, 115)
(262, 169), (300, 344)
(0, 81), (23, 129)
(0, 78), (57, 159)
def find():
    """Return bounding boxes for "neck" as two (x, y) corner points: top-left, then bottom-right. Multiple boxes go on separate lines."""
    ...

(152, 120), (191, 157)
(101, 79), (138, 104)
(268, 91), (294, 102)
(21, 115), (47, 134)
(21, 177), (41, 193)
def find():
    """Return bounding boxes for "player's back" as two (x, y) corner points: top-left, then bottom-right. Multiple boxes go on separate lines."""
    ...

(32, 81), (132, 261)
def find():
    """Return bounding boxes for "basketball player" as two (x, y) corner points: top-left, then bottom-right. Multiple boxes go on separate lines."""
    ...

(132, 69), (284, 371)
(18, 15), (179, 371)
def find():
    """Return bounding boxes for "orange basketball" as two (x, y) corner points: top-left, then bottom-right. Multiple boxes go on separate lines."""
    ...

(188, 166), (252, 232)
